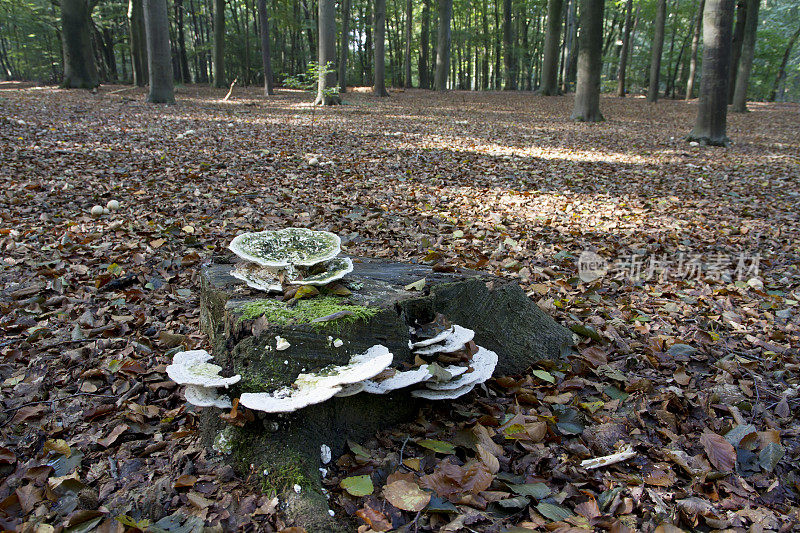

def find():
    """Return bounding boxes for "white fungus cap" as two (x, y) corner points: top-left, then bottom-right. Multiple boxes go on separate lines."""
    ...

(240, 345), (393, 413)
(240, 383), (342, 413)
(335, 382), (365, 397)
(230, 264), (285, 293)
(166, 350), (241, 388)
(412, 383), (476, 400)
(294, 345), (393, 389)
(410, 326), (455, 348)
(362, 366), (433, 394)
(414, 325), (475, 355)
(184, 385), (233, 409)
(228, 228), (342, 268)
(425, 346), (498, 391)
(320, 444), (332, 464)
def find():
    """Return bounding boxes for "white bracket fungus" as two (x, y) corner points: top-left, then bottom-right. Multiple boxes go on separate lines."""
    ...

(239, 345), (393, 413)
(410, 326), (455, 348)
(414, 325), (475, 356)
(166, 350), (241, 388)
(185, 385), (233, 409)
(275, 336), (291, 351)
(230, 263), (285, 293)
(424, 346), (498, 391)
(412, 383), (476, 400)
(293, 257), (354, 286)
(229, 228), (341, 269)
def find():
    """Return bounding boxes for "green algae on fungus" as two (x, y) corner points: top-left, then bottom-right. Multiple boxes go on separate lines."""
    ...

(237, 296), (379, 328)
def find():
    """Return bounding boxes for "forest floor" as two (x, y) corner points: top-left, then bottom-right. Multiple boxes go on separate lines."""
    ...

(0, 82), (798, 533)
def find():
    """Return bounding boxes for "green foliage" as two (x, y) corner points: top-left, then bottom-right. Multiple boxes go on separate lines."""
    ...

(285, 61), (339, 98)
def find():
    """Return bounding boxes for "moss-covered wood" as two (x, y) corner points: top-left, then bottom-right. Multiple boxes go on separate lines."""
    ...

(198, 256), (572, 529)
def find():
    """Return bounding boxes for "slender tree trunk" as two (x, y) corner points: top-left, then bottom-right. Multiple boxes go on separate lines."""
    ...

(647, 0), (666, 102)
(571, 0), (604, 121)
(688, 0), (734, 146)
(434, 0), (452, 90)
(404, 0), (412, 87)
(373, 0), (389, 95)
(339, 0), (352, 92)
(668, 26), (691, 98)
(616, 0), (632, 96)
(213, 0), (225, 87)
(257, 0), (273, 94)
(502, 0), (515, 89)
(561, 0), (577, 93)
(728, 0), (746, 103)
(61, 0), (99, 88)
(144, 0), (174, 102)
(686, 0), (704, 100)
(419, 0), (430, 88)
(540, 0), (563, 95)
(731, 0), (759, 112)
(663, 0), (678, 97)
(770, 22), (800, 101)
(315, 0), (340, 104)
(365, 0), (373, 82)
(174, 0), (190, 82)
(481, 0), (489, 89)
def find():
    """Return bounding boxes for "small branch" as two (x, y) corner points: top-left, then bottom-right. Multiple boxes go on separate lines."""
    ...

(580, 447), (637, 470)
(223, 78), (238, 102)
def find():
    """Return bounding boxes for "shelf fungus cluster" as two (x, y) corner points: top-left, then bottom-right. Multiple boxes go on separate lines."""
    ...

(168, 315), (498, 412)
(228, 228), (354, 292)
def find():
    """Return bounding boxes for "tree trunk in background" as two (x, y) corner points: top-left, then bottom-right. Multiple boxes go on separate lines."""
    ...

(315, 0), (340, 104)
(502, 0), (515, 89)
(647, 0), (666, 102)
(688, 0), (734, 146)
(365, 1), (373, 82)
(616, 0), (632, 96)
(373, 0), (389, 95)
(481, 0), (489, 89)
(731, 0), (759, 112)
(339, 0), (352, 92)
(686, 0), (704, 100)
(728, 0), (746, 103)
(257, 0), (273, 94)
(571, 0), (604, 121)
(404, 0), (412, 87)
(144, 0), (174, 102)
(174, 0), (190, 82)
(61, 0), (99, 88)
(434, 0), (452, 90)
(539, 0), (562, 95)
(419, 0), (430, 88)
(213, 0), (225, 87)
(561, 0), (577, 93)
(770, 22), (800, 101)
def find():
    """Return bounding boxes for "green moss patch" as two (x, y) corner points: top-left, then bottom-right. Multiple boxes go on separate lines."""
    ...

(237, 296), (379, 329)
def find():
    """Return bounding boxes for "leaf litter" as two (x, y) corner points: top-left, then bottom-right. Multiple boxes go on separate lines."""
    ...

(0, 83), (798, 531)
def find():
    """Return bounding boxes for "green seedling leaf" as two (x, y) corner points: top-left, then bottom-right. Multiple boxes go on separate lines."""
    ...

(340, 475), (374, 497)
(417, 439), (455, 454)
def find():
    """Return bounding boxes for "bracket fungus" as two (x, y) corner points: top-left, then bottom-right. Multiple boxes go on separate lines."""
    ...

(166, 350), (241, 388)
(239, 345), (393, 413)
(184, 385), (233, 409)
(229, 228), (341, 268)
(229, 228), (354, 292)
(413, 325), (475, 356)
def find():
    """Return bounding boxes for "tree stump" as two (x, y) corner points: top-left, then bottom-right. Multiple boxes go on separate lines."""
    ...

(197, 257), (572, 530)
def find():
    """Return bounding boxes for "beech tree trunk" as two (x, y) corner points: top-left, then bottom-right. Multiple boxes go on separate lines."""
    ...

(315, 0), (340, 104)
(647, 0), (667, 102)
(434, 0), (452, 90)
(128, 0), (148, 86)
(728, 0), (746, 103)
(339, 0), (352, 92)
(61, 0), (99, 88)
(539, 0), (562, 95)
(174, 0), (190, 83)
(688, 0), (734, 146)
(143, 0), (174, 103)
(257, 0), (273, 95)
(404, 0), (412, 87)
(571, 0), (604, 122)
(373, 0), (389, 95)
(616, 0), (632, 96)
(770, 22), (800, 102)
(213, 0), (225, 87)
(731, 0), (759, 112)
(686, 0), (704, 100)
(502, 0), (515, 89)
(419, 0), (430, 88)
